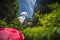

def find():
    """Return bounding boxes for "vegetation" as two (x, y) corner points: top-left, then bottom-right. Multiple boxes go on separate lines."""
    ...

(0, 0), (23, 30)
(0, 0), (19, 23)
(24, 0), (60, 40)
(0, 0), (60, 40)
(23, 27), (59, 40)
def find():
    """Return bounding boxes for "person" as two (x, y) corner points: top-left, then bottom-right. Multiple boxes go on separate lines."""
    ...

(0, 28), (24, 40)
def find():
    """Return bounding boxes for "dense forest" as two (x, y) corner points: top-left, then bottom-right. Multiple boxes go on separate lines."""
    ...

(0, 0), (60, 40)
(0, 0), (22, 30)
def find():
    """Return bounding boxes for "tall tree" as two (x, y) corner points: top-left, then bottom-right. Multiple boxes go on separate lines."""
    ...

(33, 0), (60, 26)
(0, 0), (19, 23)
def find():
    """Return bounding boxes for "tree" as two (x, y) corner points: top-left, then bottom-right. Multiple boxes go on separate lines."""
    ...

(33, 0), (60, 27)
(0, 0), (19, 23)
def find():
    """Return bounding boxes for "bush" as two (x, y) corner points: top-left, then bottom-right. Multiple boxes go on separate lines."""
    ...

(0, 17), (23, 31)
(23, 27), (59, 40)
(8, 17), (23, 30)
(0, 20), (7, 28)
(39, 8), (60, 27)
(33, 2), (60, 27)
(0, 0), (19, 22)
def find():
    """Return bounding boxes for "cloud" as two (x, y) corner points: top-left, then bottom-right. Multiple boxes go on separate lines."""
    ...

(18, 16), (26, 23)
(18, 11), (28, 23)
(20, 11), (28, 16)
(18, 0), (37, 20)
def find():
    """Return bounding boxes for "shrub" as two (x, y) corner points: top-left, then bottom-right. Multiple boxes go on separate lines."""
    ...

(0, 20), (7, 28)
(33, 2), (60, 27)
(38, 8), (60, 27)
(0, 17), (23, 31)
(23, 27), (59, 40)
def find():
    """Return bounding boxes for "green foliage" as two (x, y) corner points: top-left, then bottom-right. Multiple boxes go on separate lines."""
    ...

(0, 13), (23, 30)
(33, 2), (60, 27)
(0, 0), (19, 23)
(0, 20), (7, 28)
(0, 0), (60, 40)
(39, 9), (60, 27)
(30, 2), (60, 40)
(33, 11), (41, 26)
(48, 2), (60, 9)
(0, 0), (23, 30)
(0, 18), (23, 30)
(23, 27), (58, 40)
(8, 17), (23, 30)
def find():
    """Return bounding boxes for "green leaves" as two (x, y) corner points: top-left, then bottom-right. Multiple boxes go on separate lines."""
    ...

(33, 2), (60, 27)
(0, 20), (7, 28)
(0, 0), (19, 23)
(23, 27), (58, 40)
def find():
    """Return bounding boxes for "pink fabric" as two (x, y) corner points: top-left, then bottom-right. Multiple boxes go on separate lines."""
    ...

(0, 28), (24, 40)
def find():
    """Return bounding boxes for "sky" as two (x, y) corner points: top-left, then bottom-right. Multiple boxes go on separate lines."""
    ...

(18, 0), (36, 18)
(18, 0), (36, 23)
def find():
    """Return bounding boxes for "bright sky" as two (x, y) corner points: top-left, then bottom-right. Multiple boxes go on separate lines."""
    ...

(18, 0), (36, 18)
(18, 0), (36, 23)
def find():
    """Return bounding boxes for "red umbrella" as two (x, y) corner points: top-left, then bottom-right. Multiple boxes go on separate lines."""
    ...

(0, 28), (24, 40)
